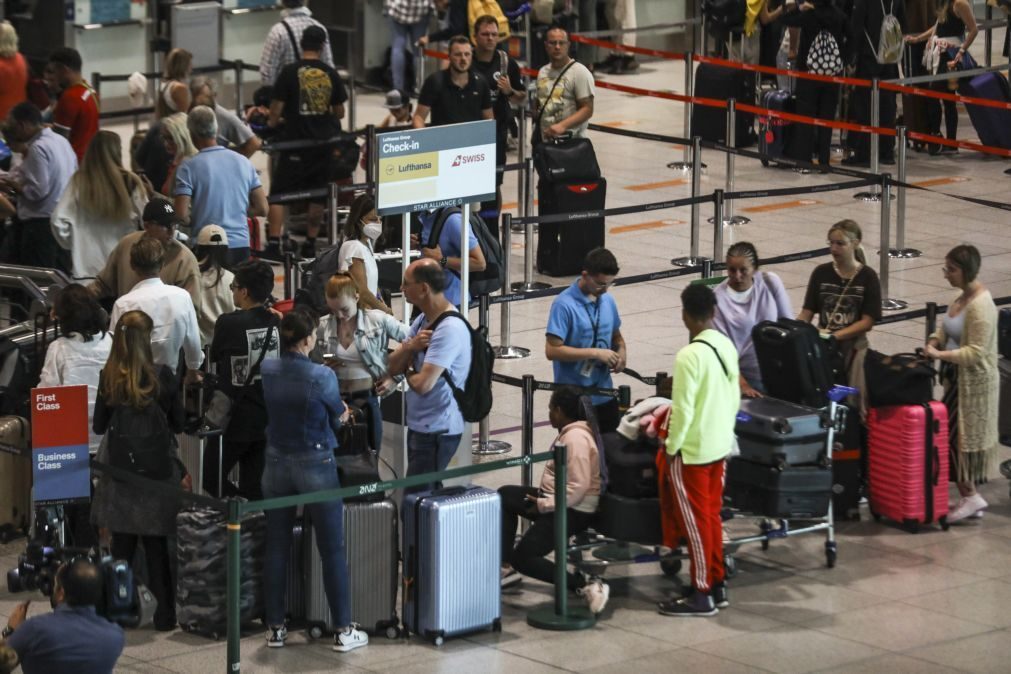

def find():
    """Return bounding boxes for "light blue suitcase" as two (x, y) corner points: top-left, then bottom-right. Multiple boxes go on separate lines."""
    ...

(402, 486), (501, 645)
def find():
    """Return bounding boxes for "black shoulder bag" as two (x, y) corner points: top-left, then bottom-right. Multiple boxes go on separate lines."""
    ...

(531, 60), (601, 183)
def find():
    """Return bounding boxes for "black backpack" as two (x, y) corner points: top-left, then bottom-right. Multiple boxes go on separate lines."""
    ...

(428, 311), (494, 423)
(295, 244), (343, 314)
(107, 401), (174, 480)
(427, 207), (504, 297)
(703, 0), (747, 33)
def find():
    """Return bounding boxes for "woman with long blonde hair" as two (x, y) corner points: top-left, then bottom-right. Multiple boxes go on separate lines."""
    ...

(92, 309), (186, 632)
(159, 112), (197, 196)
(157, 48), (193, 118)
(51, 130), (148, 278)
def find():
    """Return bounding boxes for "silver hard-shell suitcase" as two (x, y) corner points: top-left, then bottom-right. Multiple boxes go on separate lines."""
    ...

(305, 499), (400, 638)
(402, 486), (501, 645)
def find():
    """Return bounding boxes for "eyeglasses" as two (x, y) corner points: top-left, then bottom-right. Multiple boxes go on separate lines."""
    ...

(586, 276), (616, 291)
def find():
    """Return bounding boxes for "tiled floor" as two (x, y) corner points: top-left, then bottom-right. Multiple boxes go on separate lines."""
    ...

(3, 39), (1011, 673)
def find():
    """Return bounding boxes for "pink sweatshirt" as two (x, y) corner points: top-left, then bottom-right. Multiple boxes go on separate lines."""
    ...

(537, 421), (602, 514)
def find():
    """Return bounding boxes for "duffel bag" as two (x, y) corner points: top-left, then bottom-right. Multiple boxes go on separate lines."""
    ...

(864, 350), (935, 407)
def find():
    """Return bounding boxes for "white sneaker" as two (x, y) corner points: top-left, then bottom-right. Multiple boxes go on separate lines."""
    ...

(501, 567), (522, 588)
(578, 578), (610, 614)
(265, 625), (287, 648)
(948, 493), (988, 523)
(333, 625), (368, 652)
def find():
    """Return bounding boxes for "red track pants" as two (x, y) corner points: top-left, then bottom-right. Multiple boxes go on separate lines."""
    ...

(666, 453), (725, 593)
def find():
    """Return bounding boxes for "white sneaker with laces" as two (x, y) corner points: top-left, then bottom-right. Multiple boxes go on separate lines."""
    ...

(265, 625), (287, 648)
(333, 625), (368, 652)
(578, 578), (610, 614)
(949, 493), (988, 523)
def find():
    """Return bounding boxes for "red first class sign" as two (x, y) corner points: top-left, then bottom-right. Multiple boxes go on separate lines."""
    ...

(31, 385), (89, 448)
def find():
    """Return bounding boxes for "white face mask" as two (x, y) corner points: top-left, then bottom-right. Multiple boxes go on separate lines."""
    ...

(362, 221), (382, 241)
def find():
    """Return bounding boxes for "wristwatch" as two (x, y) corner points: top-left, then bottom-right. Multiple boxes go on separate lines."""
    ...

(439, 256), (448, 268)
(2, 624), (14, 638)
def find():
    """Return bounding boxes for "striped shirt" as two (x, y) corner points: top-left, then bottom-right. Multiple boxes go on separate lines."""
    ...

(259, 7), (334, 86)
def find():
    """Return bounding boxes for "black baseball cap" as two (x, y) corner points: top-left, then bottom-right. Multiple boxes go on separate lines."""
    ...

(142, 198), (179, 228)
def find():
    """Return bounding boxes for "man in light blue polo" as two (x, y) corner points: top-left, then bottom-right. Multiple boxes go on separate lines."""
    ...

(173, 105), (268, 268)
(545, 247), (626, 433)
(416, 207), (486, 308)
(387, 258), (472, 490)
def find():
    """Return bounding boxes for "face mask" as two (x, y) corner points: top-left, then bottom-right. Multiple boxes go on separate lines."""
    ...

(363, 221), (382, 241)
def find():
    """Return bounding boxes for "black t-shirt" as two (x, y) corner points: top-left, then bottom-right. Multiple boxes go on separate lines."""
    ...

(471, 50), (522, 141)
(418, 69), (493, 127)
(802, 262), (883, 331)
(272, 58), (348, 141)
(210, 307), (280, 438)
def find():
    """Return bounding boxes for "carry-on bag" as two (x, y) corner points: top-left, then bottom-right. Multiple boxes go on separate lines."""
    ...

(958, 71), (1011, 149)
(867, 401), (949, 532)
(286, 519), (305, 622)
(602, 432), (659, 499)
(176, 507), (267, 638)
(305, 499), (400, 638)
(753, 319), (841, 408)
(759, 89), (795, 165)
(864, 350), (935, 407)
(402, 486), (501, 645)
(724, 459), (833, 518)
(735, 396), (828, 467)
(595, 491), (664, 545)
(537, 178), (606, 277)
(1000, 358), (1011, 445)
(690, 63), (757, 146)
(831, 404), (864, 521)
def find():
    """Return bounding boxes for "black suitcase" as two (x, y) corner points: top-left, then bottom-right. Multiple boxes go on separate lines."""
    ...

(602, 432), (659, 499)
(831, 405), (864, 521)
(999, 308), (1011, 359)
(724, 459), (832, 519)
(753, 319), (840, 408)
(690, 63), (756, 147)
(596, 492), (662, 546)
(286, 520), (305, 622)
(999, 358), (1011, 446)
(735, 397), (828, 467)
(537, 178), (606, 277)
(758, 89), (795, 165)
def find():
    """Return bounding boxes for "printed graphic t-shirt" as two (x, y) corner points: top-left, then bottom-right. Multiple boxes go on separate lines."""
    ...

(802, 262), (882, 331)
(535, 60), (595, 138)
(272, 58), (347, 140)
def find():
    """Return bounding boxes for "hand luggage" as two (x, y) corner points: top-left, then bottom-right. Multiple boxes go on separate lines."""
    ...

(864, 350), (936, 407)
(536, 178), (606, 277)
(735, 397), (828, 467)
(867, 402), (949, 532)
(753, 319), (841, 408)
(305, 499), (399, 638)
(759, 89), (795, 166)
(0, 416), (30, 543)
(1000, 358), (1011, 446)
(402, 486), (501, 645)
(999, 308), (1011, 359)
(724, 459), (833, 518)
(176, 507), (267, 638)
(690, 63), (757, 147)
(831, 405), (864, 521)
(596, 491), (663, 545)
(958, 72), (1011, 149)
(602, 432), (659, 499)
(286, 519), (305, 622)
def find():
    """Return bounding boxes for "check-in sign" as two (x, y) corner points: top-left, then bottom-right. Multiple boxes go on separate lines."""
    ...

(30, 385), (91, 505)
(376, 120), (497, 216)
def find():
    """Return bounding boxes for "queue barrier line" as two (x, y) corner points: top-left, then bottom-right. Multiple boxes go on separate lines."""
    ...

(567, 33), (688, 61)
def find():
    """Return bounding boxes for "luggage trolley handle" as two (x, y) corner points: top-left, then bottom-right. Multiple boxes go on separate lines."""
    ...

(824, 385), (858, 453)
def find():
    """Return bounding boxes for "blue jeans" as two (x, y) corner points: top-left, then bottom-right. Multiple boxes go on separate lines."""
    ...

(261, 447), (350, 628)
(406, 430), (461, 493)
(389, 17), (427, 93)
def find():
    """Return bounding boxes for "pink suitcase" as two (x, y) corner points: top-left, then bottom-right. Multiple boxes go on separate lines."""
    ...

(867, 402), (950, 533)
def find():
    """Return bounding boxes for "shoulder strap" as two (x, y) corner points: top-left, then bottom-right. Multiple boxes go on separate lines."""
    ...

(428, 310), (467, 333)
(498, 49), (508, 75)
(690, 338), (730, 378)
(281, 20), (300, 59)
(425, 207), (460, 249)
(535, 59), (577, 129)
(231, 317), (278, 405)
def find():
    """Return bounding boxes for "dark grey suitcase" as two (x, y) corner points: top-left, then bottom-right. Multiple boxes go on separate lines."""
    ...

(305, 499), (400, 638)
(402, 486), (501, 645)
(735, 397), (829, 467)
(596, 492), (663, 546)
(724, 459), (832, 519)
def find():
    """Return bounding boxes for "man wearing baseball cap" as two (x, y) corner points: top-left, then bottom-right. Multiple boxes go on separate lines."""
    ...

(89, 197), (201, 311)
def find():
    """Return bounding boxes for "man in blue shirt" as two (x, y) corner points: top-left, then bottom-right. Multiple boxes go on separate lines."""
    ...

(545, 247), (626, 433)
(3, 559), (125, 674)
(173, 105), (268, 268)
(388, 259), (472, 489)
(416, 207), (486, 309)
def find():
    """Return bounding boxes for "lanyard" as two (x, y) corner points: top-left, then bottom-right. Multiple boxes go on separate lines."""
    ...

(582, 300), (601, 348)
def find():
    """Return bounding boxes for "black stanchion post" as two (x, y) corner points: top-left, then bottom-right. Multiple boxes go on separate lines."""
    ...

(283, 252), (293, 300)
(925, 301), (938, 343)
(701, 257), (713, 280)
(365, 124), (377, 190)
(348, 73), (356, 134)
(889, 126), (920, 259)
(92, 72), (101, 103)
(618, 385), (631, 413)
(672, 136), (709, 267)
(878, 174), (907, 311)
(521, 374), (535, 488)
(494, 213), (531, 359)
(226, 499), (242, 672)
(654, 371), (667, 397)
(527, 442), (596, 630)
(474, 293), (511, 456)
(234, 59), (244, 113)
(985, 5), (993, 68)
(712, 188), (724, 263)
(328, 182), (339, 245)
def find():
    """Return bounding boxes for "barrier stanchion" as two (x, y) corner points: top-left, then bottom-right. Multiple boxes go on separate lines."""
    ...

(712, 189), (725, 263)
(985, 5), (993, 69)
(283, 252), (294, 300)
(527, 442), (596, 630)
(855, 79), (889, 202)
(233, 59), (245, 113)
(348, 74), (357, 135)
(513, 158), (551, 292)
(365, 124), (377, 190)
(225, 499), (242, 672)
(668, 52), (705, 172)
(474, 293), (512, 456)
(328, 182), (339, 245)
(701, 257), (714, 279)
(460, 202), (471, 313)
(889, 126), (920, 259)
(494, 213), (531, 360)
(708, 99), (748, 226)
(925, 301), (938, 342)
(878, 174), (908, 311)
(521, 374), (535, 489)
(513, 107), (527, 234)
(672, 136), (710, 267)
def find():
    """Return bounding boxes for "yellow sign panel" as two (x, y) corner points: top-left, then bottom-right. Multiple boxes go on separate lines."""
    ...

(378, 152), (439, 184)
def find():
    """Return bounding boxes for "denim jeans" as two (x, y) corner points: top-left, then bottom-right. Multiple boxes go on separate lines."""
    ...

(261, 447), (350, 628)
(406, 430), (461, 492)
(389, 17), (427, 93)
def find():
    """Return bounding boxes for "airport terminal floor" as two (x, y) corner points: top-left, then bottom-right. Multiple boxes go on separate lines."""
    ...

(5, 47), (1011, 673)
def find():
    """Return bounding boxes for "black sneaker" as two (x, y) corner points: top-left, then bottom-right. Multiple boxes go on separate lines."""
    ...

(259, 242), (284, 262)
(711, 582), (729, 609)
(658, 591), (718, 617)
(299, 240), (317, 259)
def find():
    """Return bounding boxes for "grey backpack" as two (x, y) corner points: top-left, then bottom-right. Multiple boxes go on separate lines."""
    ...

(865, 0), (904, 64)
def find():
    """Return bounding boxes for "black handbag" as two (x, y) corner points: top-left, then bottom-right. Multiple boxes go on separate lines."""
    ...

(864, 350), (936, 408)
(531, 59), (601, 183)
